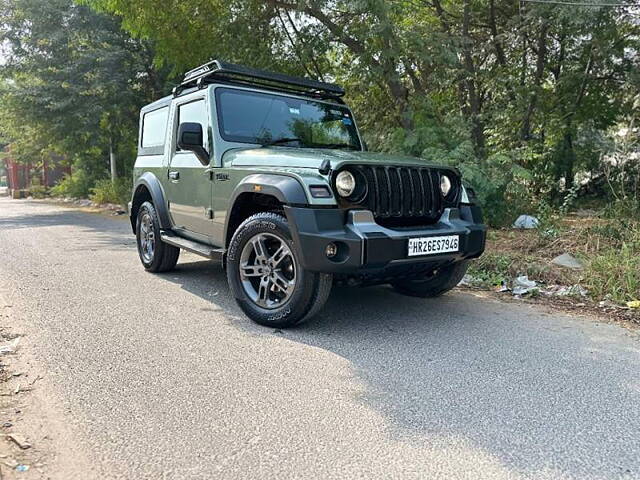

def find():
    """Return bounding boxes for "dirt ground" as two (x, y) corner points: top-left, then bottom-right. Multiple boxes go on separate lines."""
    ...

(0, 288), (93, 480)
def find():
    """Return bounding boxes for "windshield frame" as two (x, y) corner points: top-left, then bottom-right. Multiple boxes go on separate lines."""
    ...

(213, 85), (363, 151)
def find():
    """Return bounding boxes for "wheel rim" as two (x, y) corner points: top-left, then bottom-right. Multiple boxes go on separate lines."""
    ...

(139, 212), (155, 263)
(239, 232), (297, 309)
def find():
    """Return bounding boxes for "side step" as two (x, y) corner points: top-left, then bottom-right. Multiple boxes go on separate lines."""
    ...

(160, 231), (225, 260)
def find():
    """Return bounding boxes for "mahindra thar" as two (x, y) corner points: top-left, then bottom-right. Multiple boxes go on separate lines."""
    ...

(129, 60), (486, 327)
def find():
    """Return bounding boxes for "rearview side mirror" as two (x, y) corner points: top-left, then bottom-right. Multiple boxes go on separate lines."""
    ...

(177, 122), (209, 166)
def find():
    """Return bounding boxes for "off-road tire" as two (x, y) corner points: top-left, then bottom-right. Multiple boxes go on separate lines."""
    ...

(391, 261), (469, 298)
(226, 212), (332, 328)
(136, 201), (180, 273)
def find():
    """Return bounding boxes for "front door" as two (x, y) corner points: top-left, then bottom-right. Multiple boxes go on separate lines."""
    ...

(166, 96), (214, 238)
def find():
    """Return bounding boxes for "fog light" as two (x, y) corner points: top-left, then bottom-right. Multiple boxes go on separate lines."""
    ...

(325, 243), (338, 258)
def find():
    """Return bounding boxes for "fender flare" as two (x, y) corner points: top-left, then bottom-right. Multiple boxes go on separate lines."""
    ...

(224, 173), (308, 243)
(130, 172), (172, 232)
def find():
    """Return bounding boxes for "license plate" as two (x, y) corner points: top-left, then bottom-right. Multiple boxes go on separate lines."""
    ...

(407, 235), (459, 257)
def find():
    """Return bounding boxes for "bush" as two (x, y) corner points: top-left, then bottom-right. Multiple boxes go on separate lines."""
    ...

(89, 178), (131, 206)
(28, 184), (48, 198)
(50, 170), (94, 198)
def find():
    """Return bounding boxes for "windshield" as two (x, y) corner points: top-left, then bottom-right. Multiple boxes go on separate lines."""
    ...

(215, 87), (361, 150)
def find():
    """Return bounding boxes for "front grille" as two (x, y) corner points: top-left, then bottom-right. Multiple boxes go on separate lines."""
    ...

(354, 165), (445, 225)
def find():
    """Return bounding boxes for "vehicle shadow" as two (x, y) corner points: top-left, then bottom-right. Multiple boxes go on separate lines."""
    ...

(165, 257), (640, 480)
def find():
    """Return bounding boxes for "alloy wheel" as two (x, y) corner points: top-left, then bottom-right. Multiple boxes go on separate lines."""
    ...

(139, 212), (155, 263)
(239, 232), (297, 309)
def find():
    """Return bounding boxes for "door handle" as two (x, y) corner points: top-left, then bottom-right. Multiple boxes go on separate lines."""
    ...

(168, 171), (180, 180)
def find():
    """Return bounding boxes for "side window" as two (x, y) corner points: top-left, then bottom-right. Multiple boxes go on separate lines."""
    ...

(141, 107), (168, 148)
(177, 99), (209, 152)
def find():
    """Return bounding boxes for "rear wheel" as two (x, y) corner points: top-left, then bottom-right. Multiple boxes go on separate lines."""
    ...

(391, 261), (469, 298)
(136, 201), (180, 272)
(226, 212), (332, 328)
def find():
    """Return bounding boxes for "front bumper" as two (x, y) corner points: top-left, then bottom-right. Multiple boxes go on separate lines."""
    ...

(285, 205), (486, 276)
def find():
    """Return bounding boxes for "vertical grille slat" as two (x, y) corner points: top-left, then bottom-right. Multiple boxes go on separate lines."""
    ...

(376, 167), (390, 217)
(411, 168), (424, 216)
(387, 167), (401, 216)
(400, 168), (412, 216)
(429, 170), (441, 216)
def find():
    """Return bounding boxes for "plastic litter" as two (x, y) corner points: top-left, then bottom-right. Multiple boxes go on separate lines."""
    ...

(457, 274), (476, 287)
(544, 284), (588, 297)
(513, 215), (540, 229)
(627, 300), (640, 309)
(0, 337), (21, 355)
(16, 464), (30, 472)
(512, 275), (537, 295)
(551, 253), (584, 270)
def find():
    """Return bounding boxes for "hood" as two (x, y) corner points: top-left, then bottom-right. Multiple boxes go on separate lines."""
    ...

(223, 147), (449, 171)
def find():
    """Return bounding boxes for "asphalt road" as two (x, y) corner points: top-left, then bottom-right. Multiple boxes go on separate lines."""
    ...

(1, 197), (639, 480)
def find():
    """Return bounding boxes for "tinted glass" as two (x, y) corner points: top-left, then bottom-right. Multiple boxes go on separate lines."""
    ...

(215, 88), (361, 150)
(177, 99), (209, 151)
(141, 107), (168, 148)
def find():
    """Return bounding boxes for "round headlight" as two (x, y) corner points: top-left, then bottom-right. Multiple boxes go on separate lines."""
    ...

(440, 174), (452, 197)
(335, 170), (356, 197)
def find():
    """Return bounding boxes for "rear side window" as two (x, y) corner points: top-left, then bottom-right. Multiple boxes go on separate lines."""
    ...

(141, 107), (169, 148)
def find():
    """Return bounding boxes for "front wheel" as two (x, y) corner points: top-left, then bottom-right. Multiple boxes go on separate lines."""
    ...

(391, 261), (469, 298)
(226, 212), (332, 328)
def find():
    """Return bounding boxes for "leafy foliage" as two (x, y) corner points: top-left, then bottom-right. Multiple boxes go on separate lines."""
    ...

(82, 0), (639, 225)
(1, 0), (639, 226)
(0, 0), (170, 181)
(89, 177), (131, 205)
(50, 170), (95, 198)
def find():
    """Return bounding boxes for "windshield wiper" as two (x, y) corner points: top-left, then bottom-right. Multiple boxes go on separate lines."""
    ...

(313, 143), (359, 151)
(261, 137), (303, 147)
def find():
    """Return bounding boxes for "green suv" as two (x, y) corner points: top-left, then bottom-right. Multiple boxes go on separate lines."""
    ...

(129, 60), (486, 327)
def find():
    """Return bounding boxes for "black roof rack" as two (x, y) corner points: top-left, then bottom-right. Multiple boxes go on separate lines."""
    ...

(172, 60), (345, 101)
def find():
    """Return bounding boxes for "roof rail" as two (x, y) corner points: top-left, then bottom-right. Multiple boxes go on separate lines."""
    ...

(172, 60), (345, 100)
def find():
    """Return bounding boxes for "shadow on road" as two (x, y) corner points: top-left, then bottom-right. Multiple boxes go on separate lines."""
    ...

(164, 257), (640, 480)
(0, 203), (134, 251)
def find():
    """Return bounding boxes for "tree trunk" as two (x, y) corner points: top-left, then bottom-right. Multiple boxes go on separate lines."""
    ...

(461, 0), (486, 159)
(521, 21), (548, 140)
(563, 130), (575, 190)
(109, 138), (117, 182)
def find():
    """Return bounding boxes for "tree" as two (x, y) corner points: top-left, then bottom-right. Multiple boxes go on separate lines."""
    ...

(0, 0), (167, 183)
(3, 0), (638, 218)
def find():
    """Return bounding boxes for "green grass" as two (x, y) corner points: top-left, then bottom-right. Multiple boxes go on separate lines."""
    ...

(584, 243), (640, 304)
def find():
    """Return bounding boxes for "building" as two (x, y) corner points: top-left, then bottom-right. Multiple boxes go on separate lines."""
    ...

(2, 146), (69, 198)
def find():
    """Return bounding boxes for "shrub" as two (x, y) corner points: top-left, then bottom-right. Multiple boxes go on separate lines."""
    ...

(28, 184), (48, 198)
(89, 178), (131, 206)
(50, 170), (94, 198)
